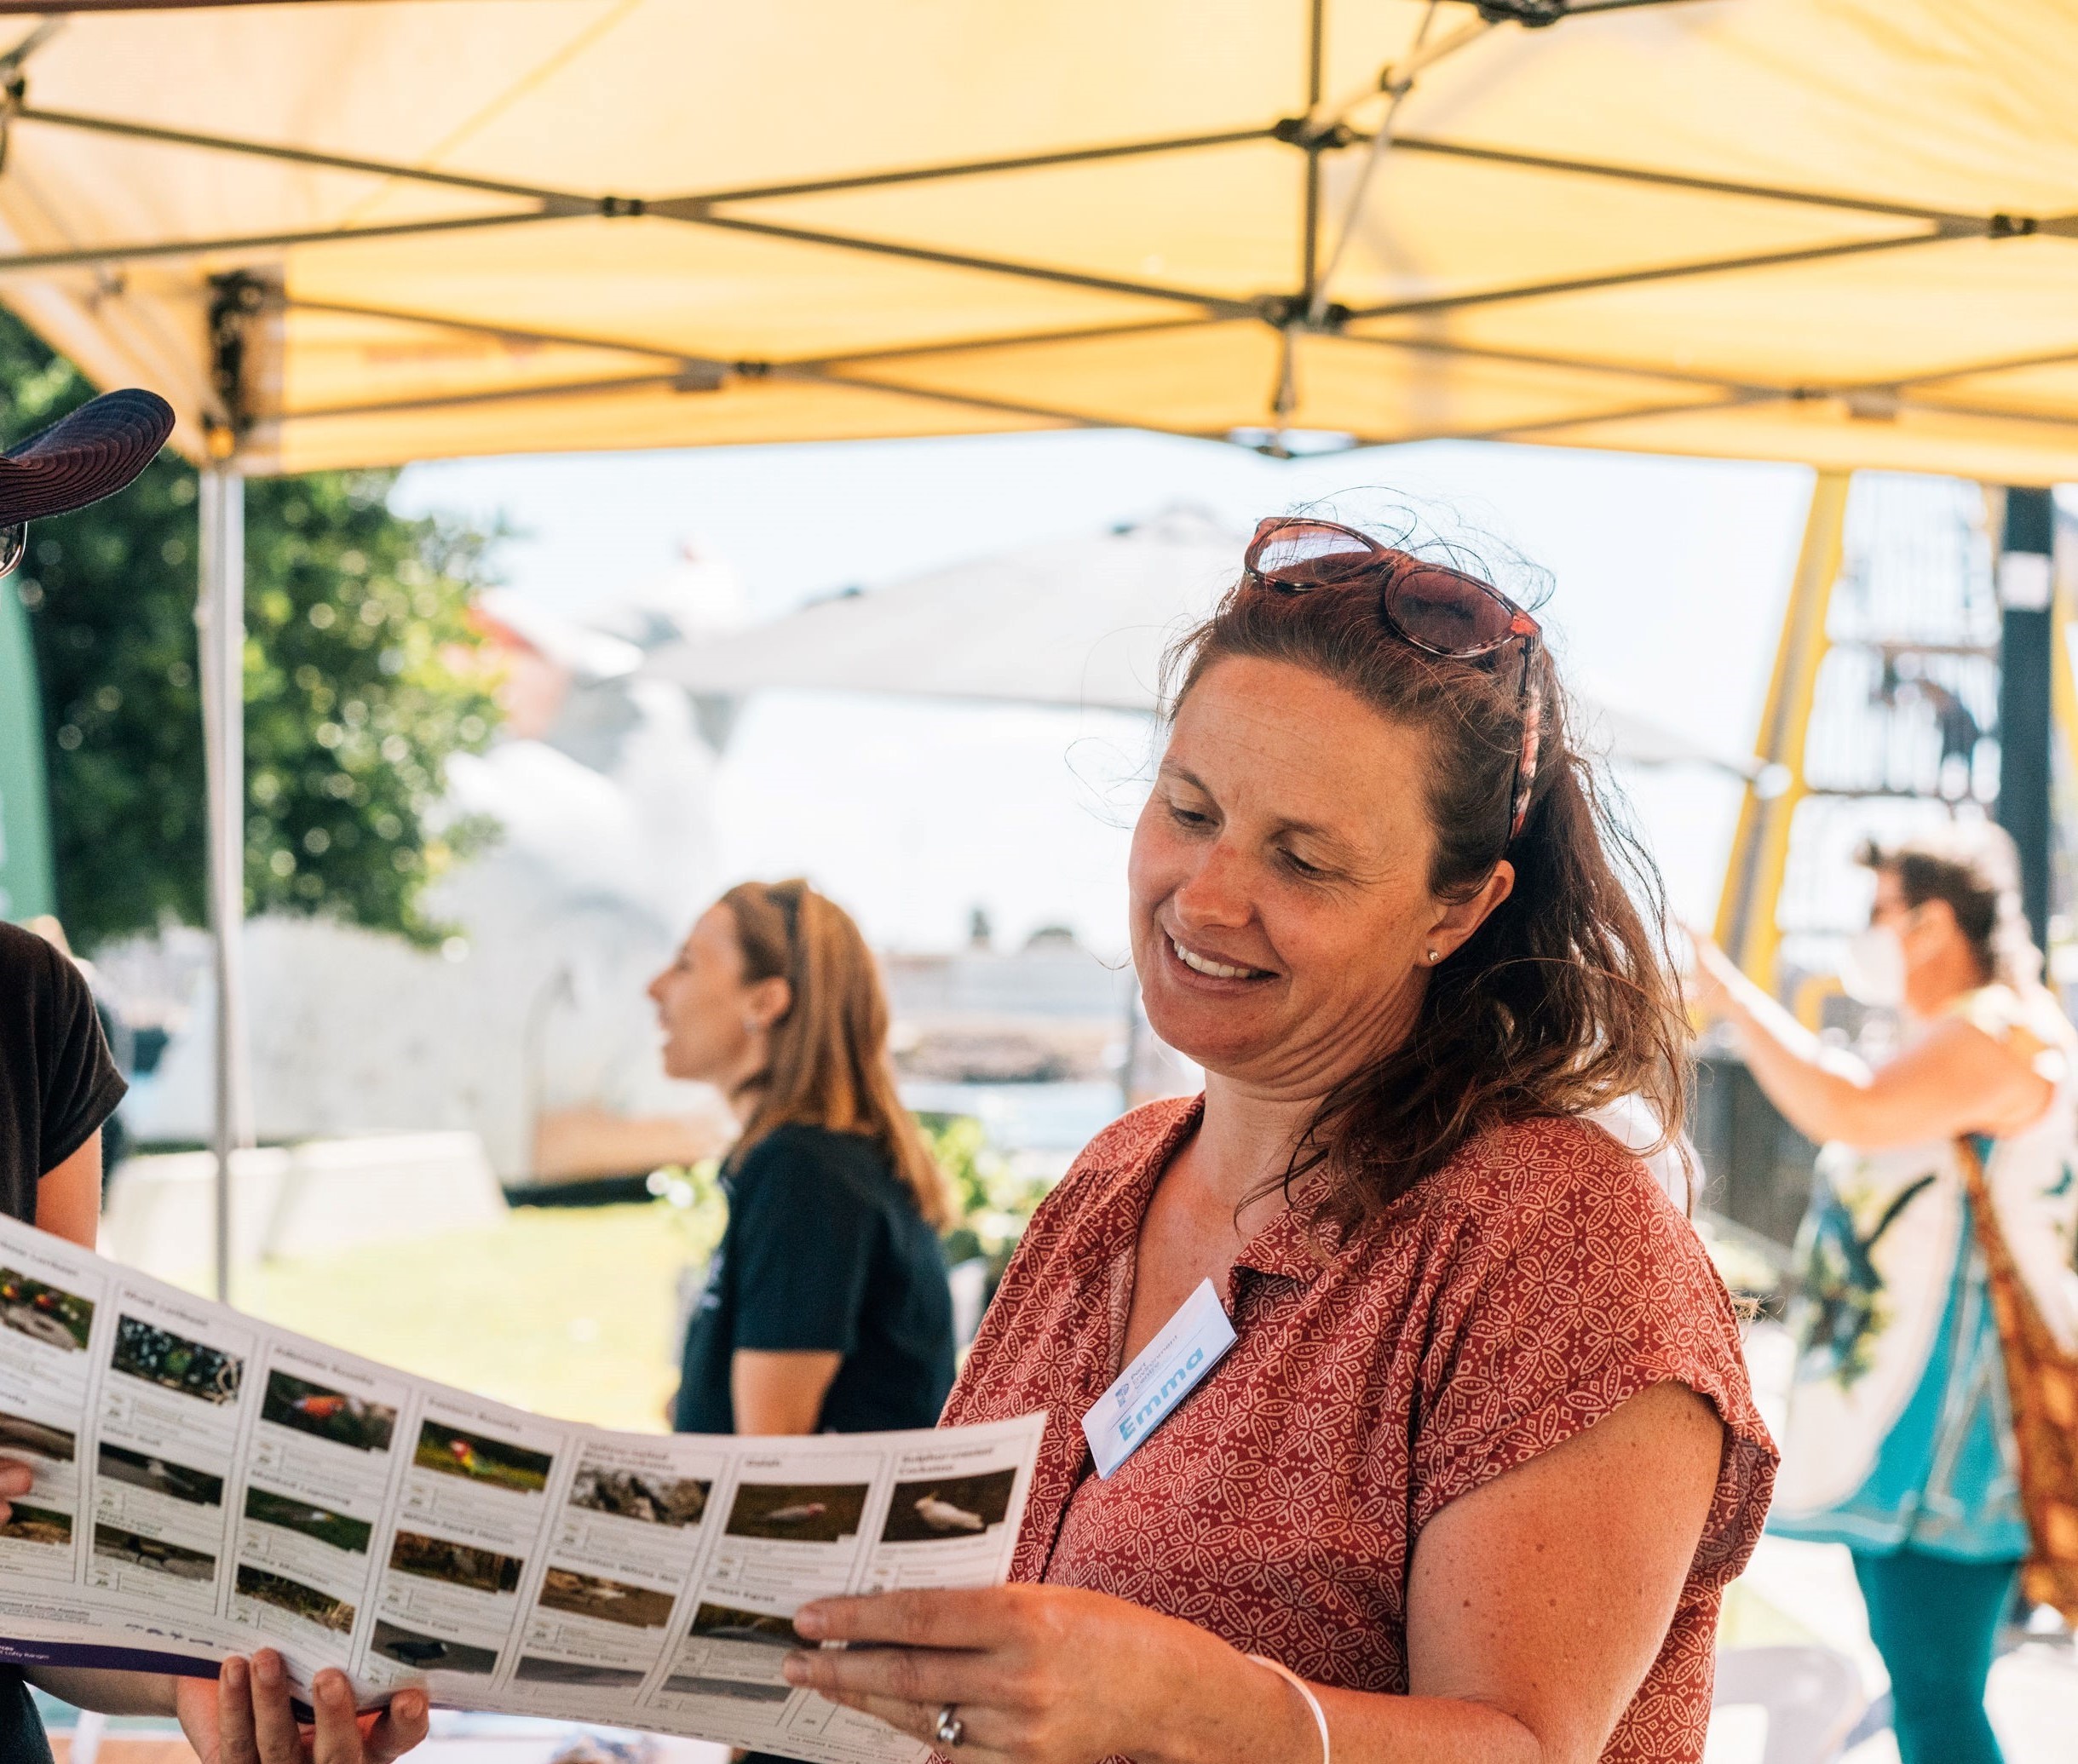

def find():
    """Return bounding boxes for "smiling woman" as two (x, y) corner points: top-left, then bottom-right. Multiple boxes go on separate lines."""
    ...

(780, 516), (1776, 1764)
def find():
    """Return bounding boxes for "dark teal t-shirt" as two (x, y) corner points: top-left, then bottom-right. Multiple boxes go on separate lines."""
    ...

(1, 1677), (53, 1764)
(674, 1123), (955, 1435)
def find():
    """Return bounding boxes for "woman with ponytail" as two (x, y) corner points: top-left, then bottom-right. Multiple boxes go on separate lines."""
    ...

(651, 880), (956, 1440)
(774, 517), (1776, 1764)
(1693, 825), (2077, 1764)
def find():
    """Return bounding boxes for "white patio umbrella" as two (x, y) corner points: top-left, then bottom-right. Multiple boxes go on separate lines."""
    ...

(648, 507), (1760, 777)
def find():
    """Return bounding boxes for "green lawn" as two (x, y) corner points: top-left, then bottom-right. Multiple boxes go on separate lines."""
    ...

(190, 1200), (718, 1434)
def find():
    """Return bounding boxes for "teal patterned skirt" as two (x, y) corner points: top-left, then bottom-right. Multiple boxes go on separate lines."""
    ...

(1770, 1176), (2028, 1562)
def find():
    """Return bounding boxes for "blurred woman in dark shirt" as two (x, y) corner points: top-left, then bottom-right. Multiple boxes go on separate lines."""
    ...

(654, 879), (956, 1439)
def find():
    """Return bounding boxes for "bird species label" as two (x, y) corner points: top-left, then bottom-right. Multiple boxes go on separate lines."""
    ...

(1081, 1278), (1237, 1479)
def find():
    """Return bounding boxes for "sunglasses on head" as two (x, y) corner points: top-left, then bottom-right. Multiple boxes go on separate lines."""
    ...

(1241, 516), (1544, 842)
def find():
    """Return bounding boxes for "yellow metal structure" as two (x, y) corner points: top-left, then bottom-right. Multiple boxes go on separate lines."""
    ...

(1791, 973), (1845, 1032)
(1714, 470), (1852, 991)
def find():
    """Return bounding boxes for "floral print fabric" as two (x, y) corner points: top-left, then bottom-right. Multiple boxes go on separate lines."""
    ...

(945, 1097), (1776, 1763)
(1770, 985), (2078, 1550)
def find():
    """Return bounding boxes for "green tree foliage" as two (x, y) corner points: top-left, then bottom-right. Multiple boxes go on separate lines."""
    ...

(237, 475), (500, 938)
(1, 313), (501, 951)
(919, 1112), (1055, 1279)
(645, 1113), (1056, 1297)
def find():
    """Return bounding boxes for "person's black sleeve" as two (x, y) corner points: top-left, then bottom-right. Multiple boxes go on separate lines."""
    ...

(0, 1673), (52, 1764)
(28, 935), (127, 1175)
(728, 1138), (879, 1356)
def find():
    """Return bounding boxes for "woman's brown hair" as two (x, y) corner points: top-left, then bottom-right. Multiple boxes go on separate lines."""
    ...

(1857, 821), (2041, 990)
(718, 878), (955, 1231)
(1166, 538), (1691, 1231)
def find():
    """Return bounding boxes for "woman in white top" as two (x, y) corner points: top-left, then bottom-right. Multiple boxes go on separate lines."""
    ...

(1692, 822), (2078, 1764)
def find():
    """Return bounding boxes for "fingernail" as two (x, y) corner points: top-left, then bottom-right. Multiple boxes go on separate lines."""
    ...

(397, 1691), (427, 1721)
(255, 1651), (283, 1686)
(222, 1657), (247, 1689)
(781, 1654), (810, 1685)
(792, 1606), (826, 1639)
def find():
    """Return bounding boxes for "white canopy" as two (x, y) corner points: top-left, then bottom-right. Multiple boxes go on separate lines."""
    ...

(3, 0), (2078, 480)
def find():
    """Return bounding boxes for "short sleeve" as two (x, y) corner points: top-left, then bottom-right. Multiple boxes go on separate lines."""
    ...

(26, 934), (127, 1175)
(727, 1134), (881, 1356)
(1407, 1122), (1776, 1594)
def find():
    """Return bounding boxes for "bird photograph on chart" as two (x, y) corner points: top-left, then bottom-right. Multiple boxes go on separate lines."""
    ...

(721, 1480), (870, 1545)
(877, 1468), (1018, 1545)
(259, 1370), (398, 1454)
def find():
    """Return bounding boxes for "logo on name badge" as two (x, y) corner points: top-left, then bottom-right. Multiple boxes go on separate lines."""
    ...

(1079, 1279), (1236, 1479)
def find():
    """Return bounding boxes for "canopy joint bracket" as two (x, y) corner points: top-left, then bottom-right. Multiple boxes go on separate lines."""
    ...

(0, 17), (57, 175)
(1255, 291), (1350, 333)
(0, 78), (19, 178)
(1272, 115), (1356, 152)
(206, 271), (268, 451)
(1476, 0), (1567, 24)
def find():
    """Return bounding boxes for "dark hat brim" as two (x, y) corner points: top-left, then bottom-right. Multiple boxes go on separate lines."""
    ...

(0, 388), (176, 526)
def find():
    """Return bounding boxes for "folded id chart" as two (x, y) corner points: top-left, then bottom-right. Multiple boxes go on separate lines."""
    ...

(0, 1212), (1045, 1764)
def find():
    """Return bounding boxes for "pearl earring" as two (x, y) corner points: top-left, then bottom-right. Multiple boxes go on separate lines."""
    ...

(1427, 950), (1441, 963)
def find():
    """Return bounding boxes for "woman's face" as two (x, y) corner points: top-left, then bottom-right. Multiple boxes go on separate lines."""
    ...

(1868, 871), (1917, 945)
(1869, 868), (1966, 1003)
(648, 905), (783, 1089)
(1129, 655), (1512, 1100)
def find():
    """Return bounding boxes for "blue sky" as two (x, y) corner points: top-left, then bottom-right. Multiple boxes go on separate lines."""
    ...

(395, 430), (1816, 955)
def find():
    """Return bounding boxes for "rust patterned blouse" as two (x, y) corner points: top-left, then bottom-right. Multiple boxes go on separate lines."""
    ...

(943, 1097), (1777, 1764)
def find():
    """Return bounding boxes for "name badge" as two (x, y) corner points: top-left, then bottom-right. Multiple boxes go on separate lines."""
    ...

(1080, 1278), (1236, 1479)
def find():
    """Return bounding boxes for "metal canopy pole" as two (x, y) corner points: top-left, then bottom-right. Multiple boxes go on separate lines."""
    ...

(1997, 486), (2057, 959)
(196, 463), (250, 1302)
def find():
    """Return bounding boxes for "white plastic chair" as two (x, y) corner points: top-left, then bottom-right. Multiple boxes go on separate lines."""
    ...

(1712, 1646), (1868, 1764)
(66, 1709), (106, 1764)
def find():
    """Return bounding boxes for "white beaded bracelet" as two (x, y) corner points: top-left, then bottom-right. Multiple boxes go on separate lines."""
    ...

(1248, 1653), (1330, 1764)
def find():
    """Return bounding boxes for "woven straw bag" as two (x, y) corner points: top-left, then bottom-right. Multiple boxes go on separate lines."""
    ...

(1956, 1136), (2078, 1620)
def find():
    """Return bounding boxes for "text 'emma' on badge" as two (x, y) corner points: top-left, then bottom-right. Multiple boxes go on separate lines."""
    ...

(1081, 1277), (1237, 1479)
